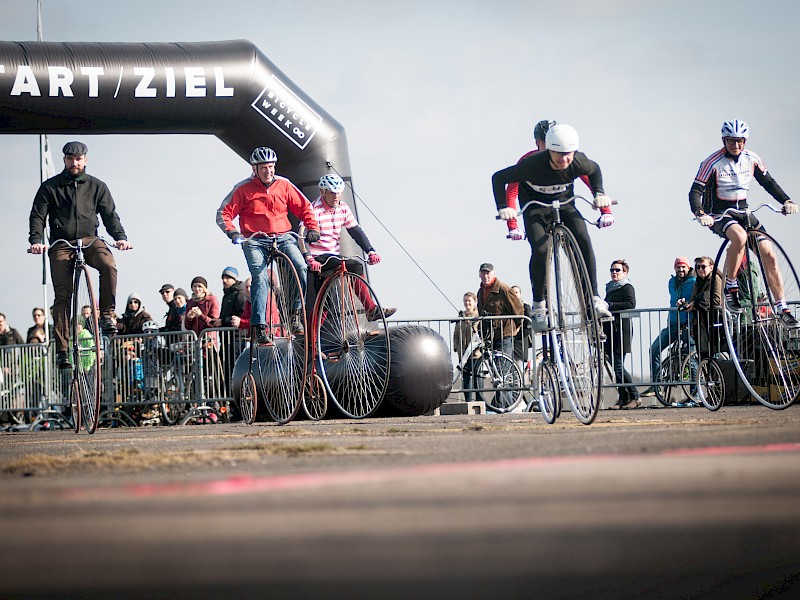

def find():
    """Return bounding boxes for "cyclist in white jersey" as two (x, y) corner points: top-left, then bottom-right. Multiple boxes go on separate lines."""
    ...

(689, 119), (798, 328)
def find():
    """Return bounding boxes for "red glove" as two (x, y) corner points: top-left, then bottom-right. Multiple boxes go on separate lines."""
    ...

(306, 256), (322, 272)
(367, 251), (381, 265)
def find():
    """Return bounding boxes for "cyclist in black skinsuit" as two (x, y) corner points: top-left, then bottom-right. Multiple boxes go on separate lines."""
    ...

(491, 124), (614, 331)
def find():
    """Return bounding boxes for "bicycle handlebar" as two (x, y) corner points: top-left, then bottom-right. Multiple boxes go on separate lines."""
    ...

(705, 202), (788, 223)
(234, 231), (301, 244)
(496, 195), (618, 220)
(27, 236), (125, 254)
(317, 254), (367, 268)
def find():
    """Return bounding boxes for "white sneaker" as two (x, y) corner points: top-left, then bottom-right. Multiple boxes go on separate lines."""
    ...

(593, 296), (612, 320)
(531, 301), (547, 332)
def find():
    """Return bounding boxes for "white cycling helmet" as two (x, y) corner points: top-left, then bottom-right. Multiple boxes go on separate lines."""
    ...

(318, 174), (345, 193)
(545, 124), (580, 152)
(142, 320), (160, 333)
(721, 119), (749, 139)
(249, 146), (277, 165)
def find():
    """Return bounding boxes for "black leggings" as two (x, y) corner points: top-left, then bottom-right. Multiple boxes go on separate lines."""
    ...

(523, 206), (598, 302)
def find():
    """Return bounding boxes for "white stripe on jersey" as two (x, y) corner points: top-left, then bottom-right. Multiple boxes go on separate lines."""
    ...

(308, 197), (358, 255)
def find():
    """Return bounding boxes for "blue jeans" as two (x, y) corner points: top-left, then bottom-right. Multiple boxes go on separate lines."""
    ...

(242, 234), (307, 326)
(649, 324), (695, 382)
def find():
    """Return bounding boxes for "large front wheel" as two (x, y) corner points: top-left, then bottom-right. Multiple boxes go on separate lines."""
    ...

(257, 252), (307, 424)
(72, 265), (101, 433)
(315, 271), (390, 419)
(714, 230), (800, 409)
(548, 226), (603, 424)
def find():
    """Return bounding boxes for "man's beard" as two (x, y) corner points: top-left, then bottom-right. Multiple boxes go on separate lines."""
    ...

(66, 166), (85, 180)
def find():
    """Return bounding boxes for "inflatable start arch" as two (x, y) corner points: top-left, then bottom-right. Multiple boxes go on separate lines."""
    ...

(0, 39), (360, 245)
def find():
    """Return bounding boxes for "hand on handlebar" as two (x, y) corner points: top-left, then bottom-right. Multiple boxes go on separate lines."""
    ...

(115, 240), (133, 251)
(305, 229), (321, 243)
(227, 230), (244, 244)
(367, 251), (381, 265)
(306, 255), (323, 272)
(28, 243), (47, 255)
(783, 201), (798, 215)
(596, 214), (614, 228)
(593, 194), (612, 209)
(497, 207), (517, 221)
(696, 213), (714, 227)
(508, 228), (525, 240)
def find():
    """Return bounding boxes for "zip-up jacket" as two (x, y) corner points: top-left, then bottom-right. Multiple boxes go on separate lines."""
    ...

(219, 175), (318, 236)
(29, 170), (127, 245)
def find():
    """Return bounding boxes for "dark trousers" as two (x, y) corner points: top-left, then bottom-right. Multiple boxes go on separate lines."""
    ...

(49, 238), (117, 351)
(305, 254), (374, 317)
(606, 345), (639, 402)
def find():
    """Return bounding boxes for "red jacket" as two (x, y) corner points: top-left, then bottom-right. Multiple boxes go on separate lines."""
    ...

(220, 176), (318, 236)
(184, 294), (220, 336)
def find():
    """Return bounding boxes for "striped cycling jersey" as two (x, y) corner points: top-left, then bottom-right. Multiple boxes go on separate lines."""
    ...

(689, 147), (789, 214)
(306, 197), (358, 255)
(693, 148), (766, 202)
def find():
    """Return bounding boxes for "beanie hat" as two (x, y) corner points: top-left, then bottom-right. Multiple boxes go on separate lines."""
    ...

(191, 276), (208, 289)
(173, 288), (188, 299)
(674, 256), (691, 268)
(221, 266), (239, 279)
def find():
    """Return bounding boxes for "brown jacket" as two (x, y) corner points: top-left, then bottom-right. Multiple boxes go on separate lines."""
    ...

(477, 277), (524, 340)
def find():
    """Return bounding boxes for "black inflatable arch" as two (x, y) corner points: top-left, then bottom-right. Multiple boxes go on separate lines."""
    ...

(0, 39), (360, 247)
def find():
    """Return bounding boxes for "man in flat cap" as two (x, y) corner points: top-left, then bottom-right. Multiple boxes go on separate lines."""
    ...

(28, 141), (133, 368)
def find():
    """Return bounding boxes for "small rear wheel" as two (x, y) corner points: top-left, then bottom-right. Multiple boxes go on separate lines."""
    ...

(303, 373), (327, 421)
(538, 361), (560, 424)
(239, 372), (257, 425)
(697, 358), (725, 411)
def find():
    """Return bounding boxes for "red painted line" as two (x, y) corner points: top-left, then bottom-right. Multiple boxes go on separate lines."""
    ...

(57, 442), (800, 501)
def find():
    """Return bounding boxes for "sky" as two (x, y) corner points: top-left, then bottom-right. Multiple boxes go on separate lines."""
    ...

(2, 0), (800, 335)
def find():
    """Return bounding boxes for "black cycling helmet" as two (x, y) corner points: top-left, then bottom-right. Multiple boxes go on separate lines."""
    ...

(533, 119), (557, 142)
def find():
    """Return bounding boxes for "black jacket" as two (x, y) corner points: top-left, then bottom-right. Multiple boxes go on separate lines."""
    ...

(220, 280), (247, 327)
(603, 281), (636, 355)
(29, 170), (127, 245)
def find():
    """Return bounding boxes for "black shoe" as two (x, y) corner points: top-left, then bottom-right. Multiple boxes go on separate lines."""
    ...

(290, 313), (305, 335)
(56, 351), (71, 369)
(725, 288), (743, 312)
(100, 316), (117, 336)
(253, 325), (270, 345)
(366, 306), (396, 321)
(779, 309), (800, 329)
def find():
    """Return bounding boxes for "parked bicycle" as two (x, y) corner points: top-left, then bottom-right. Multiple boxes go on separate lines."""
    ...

(505, 196), (607, 425)
(697, 203), (800, 410)
(234, 232), (307, 425)
(653, 336), (699, 407)
(452, 319), (524, 413)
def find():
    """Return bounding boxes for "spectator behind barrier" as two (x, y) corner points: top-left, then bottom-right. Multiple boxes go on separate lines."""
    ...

(603, 259), (641, 410)
(0, 312), (24, 346)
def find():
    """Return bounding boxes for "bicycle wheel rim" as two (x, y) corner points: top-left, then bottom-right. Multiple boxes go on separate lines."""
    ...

(680, 351), (699, 404)
(303, 373), (328, 421)
(316, 271), (390, 419)
(73, 265), (101, 433)
(69, 379), (81, 434)
(240, 372), (257, 425)
(477, 352), (522, 413)
(717, 231), (800, 409)
(549, 226), (602, 424)
(697, 358), (724, 411)
(538, 361), (559, 424)
(258, 252), (306, 424)
(654, 355), (675, 407)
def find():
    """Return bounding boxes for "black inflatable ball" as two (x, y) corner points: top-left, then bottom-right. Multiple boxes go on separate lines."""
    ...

(379, 325), (453, 416)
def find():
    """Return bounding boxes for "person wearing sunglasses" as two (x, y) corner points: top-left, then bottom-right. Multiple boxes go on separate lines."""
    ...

(684, 257), (725, 361)
(689, 119), (798, 328)
(117, 292), (153, 335)
(603, 260), (640, 409)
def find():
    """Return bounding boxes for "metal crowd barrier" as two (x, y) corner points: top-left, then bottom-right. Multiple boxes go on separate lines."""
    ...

(1, 307), (750, 430)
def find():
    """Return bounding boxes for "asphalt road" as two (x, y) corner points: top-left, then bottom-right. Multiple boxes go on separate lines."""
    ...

(2, 405), (800, 599)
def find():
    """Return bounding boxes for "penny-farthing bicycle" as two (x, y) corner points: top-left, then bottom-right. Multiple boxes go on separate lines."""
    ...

(30, 238), (106, 433)
(698, 204), (800, 410)
(308, 255), (390, 419)
(235, 232), (307, 424)
(508, 196), (606, 425)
